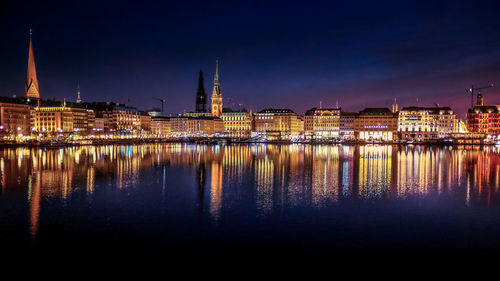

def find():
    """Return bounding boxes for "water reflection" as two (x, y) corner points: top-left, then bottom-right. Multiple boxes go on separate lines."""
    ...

(0, 144), (499, 238)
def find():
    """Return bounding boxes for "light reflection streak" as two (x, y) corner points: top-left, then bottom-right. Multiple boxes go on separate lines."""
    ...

(0, 144), (498, 239)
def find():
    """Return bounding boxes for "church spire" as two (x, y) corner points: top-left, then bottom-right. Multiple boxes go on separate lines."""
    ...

(214, 59), (219, 85)
(212, 60), (221, 97)
(25, 29), (40, 99)
(195, 70), (207, 113)
(211, 59), (223, 117)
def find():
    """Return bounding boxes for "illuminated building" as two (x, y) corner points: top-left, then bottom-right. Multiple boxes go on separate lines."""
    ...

(34, 104), (91, 135)
(211, 60), (223, 118)
(151, 117), (171, 137)
(304, 107), (340, 139)
(93, 118), (105, 131)
(254, 109), (302, 139)
(171, 116), (224, 136)
(25, 30), (40, 99)
(0, 97), (31, 137)
(87, 102), (141, 134)
(221, 109), (254, 137)
(86, 109), (95, 131)
(139, 111), (152, 134)
(398, 106), (456, 140)
(354, 108), (398, 141)
(195, 70), (208, 113)
(340, 111), (356, 139)
(466, 93), (500, 137)
(34, 106), (73, 134)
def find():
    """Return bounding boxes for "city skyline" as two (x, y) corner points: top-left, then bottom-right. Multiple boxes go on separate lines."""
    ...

(1, 0), (500, 118)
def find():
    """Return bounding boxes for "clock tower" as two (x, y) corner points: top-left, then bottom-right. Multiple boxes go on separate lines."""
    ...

(211, 60), (223, 118)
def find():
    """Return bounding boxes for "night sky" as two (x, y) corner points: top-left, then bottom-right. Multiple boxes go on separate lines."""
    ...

(1, 0), (499, 118)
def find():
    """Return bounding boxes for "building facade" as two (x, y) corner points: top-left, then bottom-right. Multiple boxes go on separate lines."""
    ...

(254, 109), (302, 139)
(467, 105), (500, 137)
(354, 108), (398, 141)
(34, 106), (75, 134)
(221, 110), (253, 138)
(340, 112), (356, 139)
(171, 116), (224, 136)
(88, 103), (141, 134)
(33, 102), (95, 136)
(151, 117), (171, 137)
(0, 98), (31, 137)
(139, 112), (152, 134)
(466, 92), (500, 137)
(304, 107), (340, 139)
(398, 106), (456, 140)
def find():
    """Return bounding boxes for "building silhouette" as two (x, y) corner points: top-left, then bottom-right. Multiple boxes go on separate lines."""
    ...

(195, 70), (207, 113)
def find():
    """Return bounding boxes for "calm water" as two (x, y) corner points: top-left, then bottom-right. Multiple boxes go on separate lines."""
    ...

(1, 143), (500, 262)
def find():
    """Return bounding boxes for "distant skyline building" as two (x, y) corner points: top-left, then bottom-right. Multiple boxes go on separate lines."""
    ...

(195, 70), (207, 113)
(467, 92), (500, 136)
(392, 98), (398, 113)
(76, 83), (82, 103)
(25, 30), (40, 99)
(211, 60), (223, 118)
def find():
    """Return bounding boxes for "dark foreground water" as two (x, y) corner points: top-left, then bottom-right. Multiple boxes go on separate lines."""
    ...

(1, 143), (500, 266)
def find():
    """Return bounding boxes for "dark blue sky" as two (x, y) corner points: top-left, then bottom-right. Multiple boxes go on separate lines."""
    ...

(1, 0), (499, 117)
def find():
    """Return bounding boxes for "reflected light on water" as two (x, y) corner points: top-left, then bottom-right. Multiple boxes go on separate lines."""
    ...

(0, 144), (499, 239)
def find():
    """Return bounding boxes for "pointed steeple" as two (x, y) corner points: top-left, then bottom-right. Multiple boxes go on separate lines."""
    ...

(76, 82), (81, 103)
(195, 70), (207, 113)
(212, 60), (221, 97)
(25, 29), (40, 98)
(214, 60), (219, 85)
(211, 59), (223, 117)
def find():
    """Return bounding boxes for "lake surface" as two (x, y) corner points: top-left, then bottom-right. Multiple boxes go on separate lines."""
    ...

(1, 143), (500, 264)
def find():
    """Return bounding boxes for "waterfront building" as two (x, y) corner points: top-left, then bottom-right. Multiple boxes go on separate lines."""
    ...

(139, 111), (152, 134)
(398, 106), (457, 140)
(466, 93), (500, 138)
(87, 102), (141, 134)
(354, 108), (398, 141)
(211, 60), (223, 118)
(151, 116), (171, 137)
(340, 111), (356, 139)
(304, 107), (341, 139)
(0, 97), (31, 137)
(25, 31), (40, 99)
(34, 106), (75, 134)
(93, 118), (105, 132)
(221, 109), (254, 138)
(254, 109), (302, 139)
(195, 70), (208, 113)
(86, 109), (95, 132)
(34, 103), (92, 135)
(171, 116), (224, 136)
